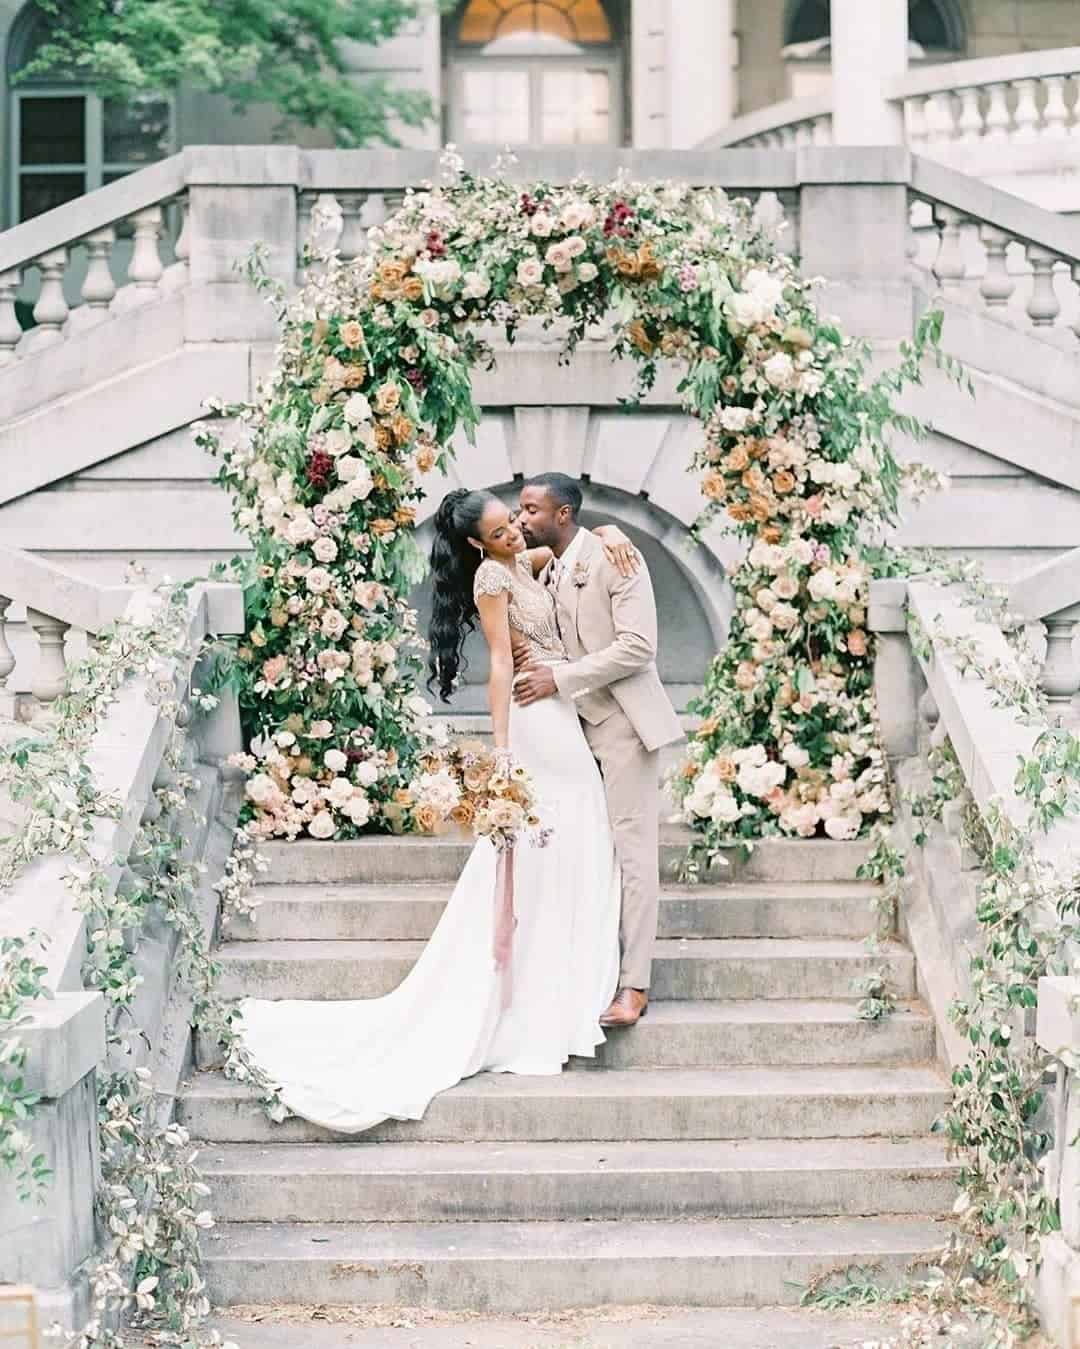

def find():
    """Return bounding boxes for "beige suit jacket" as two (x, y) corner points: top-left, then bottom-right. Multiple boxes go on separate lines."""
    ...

(547, 530), (683, 754)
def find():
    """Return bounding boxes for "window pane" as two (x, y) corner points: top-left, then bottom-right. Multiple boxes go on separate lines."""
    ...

(20, 96), (85, 165)
(104, 98), (170, 164)
(461, 68), (530, 142)
(457, 0), (611, 45)
(540, 67), (610, 144)
(500, 4), (574, 40)
(19, 171), (85, 221)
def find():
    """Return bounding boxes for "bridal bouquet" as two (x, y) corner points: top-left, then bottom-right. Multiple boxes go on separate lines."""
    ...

(408, 741), (549, 852)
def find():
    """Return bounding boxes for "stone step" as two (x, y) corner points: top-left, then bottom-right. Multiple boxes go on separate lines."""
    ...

(179, 1065), (948, 1144)
(196, 998), (935, 1072)
(259, 832), (873, 887)
(226, 880), (884, 943)
(198, 1136), (958, 1224)
(199, 1215), (946, 1311)
(212, 937), (915, 1003)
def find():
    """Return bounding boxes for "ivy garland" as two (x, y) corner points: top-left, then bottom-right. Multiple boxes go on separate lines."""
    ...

(0, 588), (268, 1348)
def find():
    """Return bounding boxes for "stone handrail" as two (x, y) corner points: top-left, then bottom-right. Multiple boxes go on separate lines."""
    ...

(1008, 548), (1080, 708)
(0, 576), (243, 1320)
(700, 47), (1080, 165)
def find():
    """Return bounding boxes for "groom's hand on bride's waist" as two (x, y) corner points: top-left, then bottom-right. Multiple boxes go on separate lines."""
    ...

(510, 632), (531, 673)
(513, 663), (558, 706)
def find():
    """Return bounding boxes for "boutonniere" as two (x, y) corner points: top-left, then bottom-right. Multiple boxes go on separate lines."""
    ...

(571, 561), (590, 588)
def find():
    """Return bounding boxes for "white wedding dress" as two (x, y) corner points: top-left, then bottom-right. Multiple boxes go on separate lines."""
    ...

(237, 553), (621, 1134)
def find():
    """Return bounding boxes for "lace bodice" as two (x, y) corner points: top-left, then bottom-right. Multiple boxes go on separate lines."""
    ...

(473, 555), (566, 663)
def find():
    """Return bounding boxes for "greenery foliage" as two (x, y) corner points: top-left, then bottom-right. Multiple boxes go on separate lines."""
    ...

(18, 0), (434, 148)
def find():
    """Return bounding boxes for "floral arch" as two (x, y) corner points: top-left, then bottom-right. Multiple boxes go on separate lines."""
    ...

(204, 152), (934, 856)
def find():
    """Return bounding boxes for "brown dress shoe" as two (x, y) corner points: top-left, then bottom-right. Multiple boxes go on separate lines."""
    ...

(599, 988), (648, 1028)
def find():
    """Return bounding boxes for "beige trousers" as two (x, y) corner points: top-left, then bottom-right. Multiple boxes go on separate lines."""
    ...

(583, 711), (660, 991)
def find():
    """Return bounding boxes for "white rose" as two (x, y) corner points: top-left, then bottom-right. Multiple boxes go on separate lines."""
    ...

(710, 791), (742, 824)
(343, 794), (372, 826)
(324, 749), (348, 773)
(246, 774), (277, 806)
(321, 609), (347, 639)
(781, 743), (810, 769)
(737, 759), (786, 798)
(530, 211), (555, 237)
(727, 292), (766, 330)
(328, 777), (355, 808)
(560, 201), (595, 231)
(275, 731), (296, 748)
(306, 567), (332, 595)
(545, 241), (574, 273)
(577, 261), (598, 283)
(309, 720), (333, 739)
(743, 267), (785, 311)
(343, 394), (372, 425)
(338, 458), (374, 499)
(407, 694), (432, 719)
(376, 641), (397, 666)
(324, 427), (352, 458)
(354, 760), (379, 788)
(307, 811), (336, 840)
(824, 813), (861, 841)
(312, 536), (338, 564)
(285, 515), (318, 546)
(762, 352), (796, 389)
(807, 569), (839, 603)
(516, 257), (544, 288)
(462, 270), (491, 300)
(719, 406), (753, 433)
(684, 778), (716, 820)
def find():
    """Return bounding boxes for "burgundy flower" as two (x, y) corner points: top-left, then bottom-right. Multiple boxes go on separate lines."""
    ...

(426, 229), (447, 259)
(404, 367), (426, 393)
(306, 450), (334, 489)
(520, 192), (538, 217)
(603, 199), (634, 239)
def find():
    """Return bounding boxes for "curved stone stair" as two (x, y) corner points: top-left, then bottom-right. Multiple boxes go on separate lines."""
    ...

(182, 833), (954, 1312)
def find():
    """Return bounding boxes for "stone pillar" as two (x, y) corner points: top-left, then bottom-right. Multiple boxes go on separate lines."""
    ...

(796, 147), (912, 338)
(631, 0), (669, 147)
(829, 0), (907, 145)
(666, 0), (736, 148)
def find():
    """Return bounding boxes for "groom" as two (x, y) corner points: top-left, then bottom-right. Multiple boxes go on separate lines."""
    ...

(513, 472), (683, 1028)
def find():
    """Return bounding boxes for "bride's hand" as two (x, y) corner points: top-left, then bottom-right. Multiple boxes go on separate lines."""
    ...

(593, 525), (641, 578)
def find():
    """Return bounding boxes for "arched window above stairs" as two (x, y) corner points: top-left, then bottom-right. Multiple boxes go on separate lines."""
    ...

(784, 0), (966, 55)
(6, 1), (171, 223)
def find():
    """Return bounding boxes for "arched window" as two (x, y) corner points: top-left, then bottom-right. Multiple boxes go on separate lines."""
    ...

(784, 0), (965, 54)
(448, 0), (624, 146)
(7, 2), (171, 223)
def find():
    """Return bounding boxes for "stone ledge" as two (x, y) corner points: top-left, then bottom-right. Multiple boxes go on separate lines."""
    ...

(18, 992), (105, 1099)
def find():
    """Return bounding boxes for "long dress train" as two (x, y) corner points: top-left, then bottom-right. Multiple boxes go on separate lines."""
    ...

(236, 555), (621, 1134)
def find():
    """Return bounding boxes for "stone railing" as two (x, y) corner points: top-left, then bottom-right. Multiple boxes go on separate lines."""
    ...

(871, 573), (1080, 1339)
(1010, 548), (1080, 712)
(703, 48), (1080, 204)
(0, 557), (243, 1323)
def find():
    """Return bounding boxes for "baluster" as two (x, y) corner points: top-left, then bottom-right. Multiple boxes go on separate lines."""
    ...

(337, 192), (368, 261)
(362, 192), (389, 232)
(1043, 76), (1069, 138)
(1011, 79), (1040, 141)
(904, 96), (928, 149)
(296, 191), (316, 269)
(0, 269), (23, 367)
(307, 192), (345, 258)
(924, 91), (956, 144)
(0, 596), (14, 721)
(956, 87), (984, 143)
(1025, 244), (1062, 327)
(26, 609), (70, 707)
(984, 82), (1012, 139)
(979, 225), (1016, 308)
(931, 206), (967, 294)
(1038, 607), (1080, 705)
(25, 248), (70, 351)
(68, 226), (117, 333)
(811, 116), (832, 146)
(1071, 262), (1080, 341)
(161, 195), (190, 293)
(117, 205), (164, 310)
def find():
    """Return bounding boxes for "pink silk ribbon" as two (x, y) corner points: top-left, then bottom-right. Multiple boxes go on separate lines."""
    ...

(493, 845), (516, 1010)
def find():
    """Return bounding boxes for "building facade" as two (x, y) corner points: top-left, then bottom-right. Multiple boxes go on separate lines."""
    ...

(2, 0), (1079, 231)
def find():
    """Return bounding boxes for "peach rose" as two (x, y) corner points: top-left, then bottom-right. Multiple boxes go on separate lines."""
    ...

(414, 804), (440, 832)
(772, 470), (796, 495)
(847, 629), (868, 657)
(261, 655), (288, 687)
(804, 494), (824, 520)
(450, 800), (476, 829)
(715, 757), (738, 783)
(342, 364), (366, 389)
(701, 469), (726, 502)
(724, 444), (750, 472)
(374, 381), (401, 414)
(390, 413), (414, 445)
(402, 275), (425, 302)
(378, 259), (409, 286)
(414, 443), (437, 473)
(339, 320), (364, 349)
(627, 320), (654, 356)
(369, 518), (396, 538)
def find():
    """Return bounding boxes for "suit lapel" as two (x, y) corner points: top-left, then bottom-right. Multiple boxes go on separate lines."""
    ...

(560, 531), (598, 647)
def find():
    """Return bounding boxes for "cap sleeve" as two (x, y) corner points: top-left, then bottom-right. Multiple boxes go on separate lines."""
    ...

(473, 559), (514, 603)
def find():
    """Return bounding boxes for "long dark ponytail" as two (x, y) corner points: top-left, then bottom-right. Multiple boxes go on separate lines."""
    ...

(427, 487), (497, 702)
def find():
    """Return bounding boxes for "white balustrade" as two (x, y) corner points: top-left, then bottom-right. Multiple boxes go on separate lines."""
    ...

(0, 597), (14, 719)
(112, 205), (165, 313)
(23, 247), (71, 353)
(67, 226), (118, 334)
(978, 225), (1015, 308)
(0, 269), (22, 366)
(25, 608), (71, 708)
(1039, 608), (1080, 706)
(160, 194), (190, 294)
(1025, 244), (1062, 327)
(983, 82), (1012, 140)
(931, 205), (967, 293)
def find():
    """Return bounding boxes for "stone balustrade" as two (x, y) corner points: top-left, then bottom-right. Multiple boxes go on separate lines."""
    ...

(702, 47), (1080, 208)
(0, 562), (243, 1322)
(1010, 547), (1080, 714)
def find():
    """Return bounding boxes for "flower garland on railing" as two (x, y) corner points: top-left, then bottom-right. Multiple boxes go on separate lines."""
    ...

(196, 149), (952, 855)
(0, 588), (270, 1349)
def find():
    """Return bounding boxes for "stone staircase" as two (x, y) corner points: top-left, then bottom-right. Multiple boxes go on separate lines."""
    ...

(181, 832), (955, 1313)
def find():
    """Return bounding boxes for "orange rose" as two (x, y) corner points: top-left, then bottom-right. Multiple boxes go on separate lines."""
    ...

(374, 424), (393, 451)
(638, 243), (662, 281)
(715, 757), (737, 783)
(728, 502), (753, 523)
(394, 788), (414, 806)
(378, 259), (408, 286)
(772, 470), (796, 495)
(414, 443), (437, 473)
(697, 716), (720, 738)
(394, 506), (417, 527)
(374, 381), (401, 414)
(369, 518), (396, 537)
(701, 469), (726, 502)
(748, 493), (773, 523)
(450, 800), (476, 829)
(847, 629), (868, 657)
(627, 320), (654, 356)
(760, 525), (783, 544)
(339, 320), (364, 349)
(414, 804), (440, 833)
(342, 364), (366, 389)
(402, 275), (425, 302)
(724, 444), (750, 472)
(741, 465), (766, 492)
(294, 755), (313, 777)
(390, 413), (415, 445)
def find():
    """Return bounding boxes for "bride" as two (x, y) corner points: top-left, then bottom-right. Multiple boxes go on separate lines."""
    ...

(236, 487), (636, 1133)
